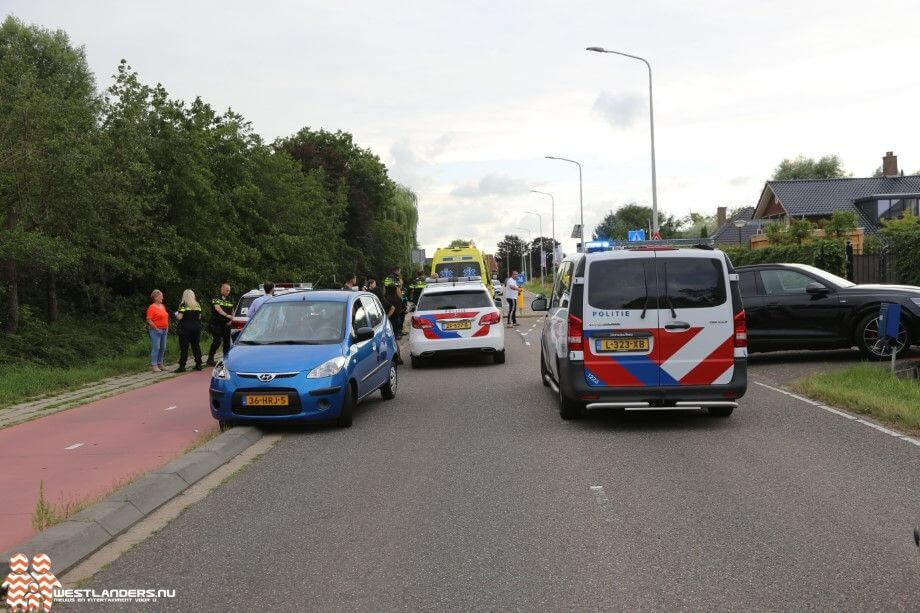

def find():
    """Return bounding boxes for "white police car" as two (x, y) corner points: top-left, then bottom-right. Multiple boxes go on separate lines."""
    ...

(231, 283), (312, 339)
(409, 277), (505, 367)
(532, 243), (747, 420)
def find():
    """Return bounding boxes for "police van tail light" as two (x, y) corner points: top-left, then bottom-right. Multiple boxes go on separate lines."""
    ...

(567, 314), (583, 351)
(734, 310), (747, 348)
(478, 311), (501, 326)
(411, 316), (434, 329)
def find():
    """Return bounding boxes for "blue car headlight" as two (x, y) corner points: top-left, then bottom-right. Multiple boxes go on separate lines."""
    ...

(212, 361), (230, 380)
(307, 356), (347, 379)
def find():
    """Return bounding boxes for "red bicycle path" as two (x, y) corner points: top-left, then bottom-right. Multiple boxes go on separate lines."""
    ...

(0, 370), (217, 552)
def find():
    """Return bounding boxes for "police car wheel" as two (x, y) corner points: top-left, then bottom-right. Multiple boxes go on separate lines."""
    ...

(410, 355), (424, 369)
(557, 376), (584, 420)
(493, 350), (506, 364)
(707, 406), (734, 418)
(381, 363), (398, 399)
(336, 383), (355, 428)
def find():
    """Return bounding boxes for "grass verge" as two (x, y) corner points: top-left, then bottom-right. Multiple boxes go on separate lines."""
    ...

(793, 363), (920, 432)
(0, 334), (186, 410)
(522, 277), (552, 296)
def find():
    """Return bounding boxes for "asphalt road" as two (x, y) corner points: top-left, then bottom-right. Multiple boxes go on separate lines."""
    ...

(84, 317), (919, 611)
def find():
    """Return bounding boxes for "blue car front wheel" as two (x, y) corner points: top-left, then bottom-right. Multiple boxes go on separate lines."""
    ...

(336, 382), (355, 428)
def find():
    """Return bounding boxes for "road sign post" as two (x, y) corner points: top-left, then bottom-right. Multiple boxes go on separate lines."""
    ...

(879, 303), (902, 372)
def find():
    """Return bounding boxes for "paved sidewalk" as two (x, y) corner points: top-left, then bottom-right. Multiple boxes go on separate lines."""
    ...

(0, 370), (217, 552)
(0, 369), (183, 430)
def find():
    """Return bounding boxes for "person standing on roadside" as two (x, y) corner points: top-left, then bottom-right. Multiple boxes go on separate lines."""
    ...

(146, 289), (169, 372)
(504, 270), (520, 328)
(206, 283), (234, 366)
(343, 273), (358, 291)
(174, 289), (203, 372)
(385, 283), (405, 338)
(247, 282), (275, 321)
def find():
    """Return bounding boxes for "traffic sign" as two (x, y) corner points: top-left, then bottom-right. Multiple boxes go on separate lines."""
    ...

(571, 224), (583, 239)
(651, 231), (662, 241)
(516, 273), (526, 284)
(627, 229), (646, 242)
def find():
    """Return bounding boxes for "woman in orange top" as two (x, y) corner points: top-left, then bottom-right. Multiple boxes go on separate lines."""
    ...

(146, 289), (170, 372)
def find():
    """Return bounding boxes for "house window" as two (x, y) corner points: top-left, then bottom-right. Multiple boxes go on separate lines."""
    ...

(857, 198), (919, 223)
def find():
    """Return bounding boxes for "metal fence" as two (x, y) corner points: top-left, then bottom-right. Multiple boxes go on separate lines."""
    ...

(846, 243), (896, 284)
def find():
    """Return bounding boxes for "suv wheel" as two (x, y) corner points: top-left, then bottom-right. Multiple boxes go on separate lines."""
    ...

(558, 378), (584, 420)
(856, 312), (911, 359)
(493, 350), (506, 364)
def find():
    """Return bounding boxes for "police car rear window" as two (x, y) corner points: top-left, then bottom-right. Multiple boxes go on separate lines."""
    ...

(235, 296), (256, 316)
(587, 260), (654, 310)
(417, 290), (491, 311)
(663, 259), (726, 308)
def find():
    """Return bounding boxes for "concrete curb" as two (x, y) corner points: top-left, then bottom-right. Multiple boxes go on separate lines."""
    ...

(0, 426), (263, 575)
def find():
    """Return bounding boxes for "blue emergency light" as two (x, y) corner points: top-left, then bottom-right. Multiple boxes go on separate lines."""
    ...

(585, 239), (612, 253)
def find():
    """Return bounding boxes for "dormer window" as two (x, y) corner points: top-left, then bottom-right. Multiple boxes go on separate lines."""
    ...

(855, 197), (919, 223)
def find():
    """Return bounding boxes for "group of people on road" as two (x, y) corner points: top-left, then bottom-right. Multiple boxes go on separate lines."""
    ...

(145, 283), (235, 373)
(340, 266), (425, 339)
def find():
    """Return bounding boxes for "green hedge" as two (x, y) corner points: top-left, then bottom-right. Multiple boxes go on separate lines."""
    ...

(721, 239), (847, 276)
(887, 233), (920, 286)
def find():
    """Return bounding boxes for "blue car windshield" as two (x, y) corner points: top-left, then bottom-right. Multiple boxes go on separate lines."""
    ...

(238, 301), (346, 345)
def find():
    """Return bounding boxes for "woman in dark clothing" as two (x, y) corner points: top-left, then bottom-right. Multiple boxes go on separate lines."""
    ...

(174, 289), (203, 372)
(385, 284), (404, 337)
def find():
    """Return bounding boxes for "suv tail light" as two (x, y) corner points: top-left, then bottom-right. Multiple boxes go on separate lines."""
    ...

(478, 311), (501, 325)
(411, 316), (434, 329)
(567, 313), (583, 351)
(734, 310), (747, 348)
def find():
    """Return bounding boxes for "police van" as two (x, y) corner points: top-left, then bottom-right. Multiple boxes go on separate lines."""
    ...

(532, 244), (747, 420)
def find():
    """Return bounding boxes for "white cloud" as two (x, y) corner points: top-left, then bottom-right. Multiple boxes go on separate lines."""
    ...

(450, 173), (531, 198)
(592, 91), (645, 128)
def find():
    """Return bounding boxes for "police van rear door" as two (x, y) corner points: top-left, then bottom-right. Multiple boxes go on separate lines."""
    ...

(654, 250), (735, 386)
(581, 251), (661, 388)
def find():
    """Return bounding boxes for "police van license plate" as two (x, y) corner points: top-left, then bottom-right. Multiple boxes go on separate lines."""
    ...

(443, 321), (471, 330)
(244, 394), (289, 406)
(596, 338), (649, 353)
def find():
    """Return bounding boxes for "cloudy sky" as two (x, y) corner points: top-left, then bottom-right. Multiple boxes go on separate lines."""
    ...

(9, 0), (920, 256)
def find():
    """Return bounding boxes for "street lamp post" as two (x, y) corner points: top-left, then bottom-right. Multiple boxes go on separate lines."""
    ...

(523, 211), (544, 288)
(530, 189), (555, 264)
(545, 156), (584, 252)
(516, 226), (533, 282)
(586, 46), (659, 235)
(733, 219), (747, 245)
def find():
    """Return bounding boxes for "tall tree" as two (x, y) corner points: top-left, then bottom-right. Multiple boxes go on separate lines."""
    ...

(772, 155), (847, 181)
(0, 16), (98, 331)
(593, 203), (681, 240)
(495, 234), (527, 278)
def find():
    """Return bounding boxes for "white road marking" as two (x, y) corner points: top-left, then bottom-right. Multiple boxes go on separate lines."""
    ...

(525, 342), (531, 346)
(165, 406), (177, 411)
(590, 485), (614, 522)
(64, 443), (83, 450)
(753, 380), (915, 448)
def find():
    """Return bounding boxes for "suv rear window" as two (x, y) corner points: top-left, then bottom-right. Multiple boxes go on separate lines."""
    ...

(587, 260), (654, 310)
(417, 290), (491, 310)
(663, 259), (726, 308)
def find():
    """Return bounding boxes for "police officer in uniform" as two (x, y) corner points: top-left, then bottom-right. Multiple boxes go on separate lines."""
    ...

(175, 289), (204, 372)
(408, 273), (426, 304)
(206, 283), (234, 366)
(383, 266), (403, 290)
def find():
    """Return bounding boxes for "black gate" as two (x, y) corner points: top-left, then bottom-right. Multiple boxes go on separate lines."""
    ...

(846, 242), (896, 284)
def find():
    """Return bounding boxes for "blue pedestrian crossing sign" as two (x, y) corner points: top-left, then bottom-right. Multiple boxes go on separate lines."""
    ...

(516, 273), (526, 284)
(628, 229), (646, 241)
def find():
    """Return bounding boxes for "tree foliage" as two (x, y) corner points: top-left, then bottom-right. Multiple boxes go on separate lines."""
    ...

(772, 155), (847, 180)
(0, 17), (418, 343)
(495, 234), (527, 277)
(592, 203), (681, 240)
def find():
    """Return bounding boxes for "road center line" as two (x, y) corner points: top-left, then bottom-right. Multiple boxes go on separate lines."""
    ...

(590, 485), (614, 522)
(64, 443), (83, 450)
(165, 406), (177, 411)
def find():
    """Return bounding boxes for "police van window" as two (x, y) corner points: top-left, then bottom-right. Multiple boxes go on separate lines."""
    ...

(739, 271), (758, 297)
(352, 301), (369, 330)
(664, 259), (726, 308)
(417, 290), (492, 311)
(551, 262), (573, 308)
(587, 260), (654, 310)
(363, 297), (383, 328)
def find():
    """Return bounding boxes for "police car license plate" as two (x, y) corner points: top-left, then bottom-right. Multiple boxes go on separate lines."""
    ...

(596, 338), (649, 353)
(244, 394), (289, 407)
(442, 321), (471, 330)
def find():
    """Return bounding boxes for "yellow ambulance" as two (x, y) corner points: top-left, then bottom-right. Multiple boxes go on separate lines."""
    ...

(430, 243), (493, 295)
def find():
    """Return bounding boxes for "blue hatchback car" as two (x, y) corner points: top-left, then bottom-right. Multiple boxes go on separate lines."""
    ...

(209, 290), (398, 428)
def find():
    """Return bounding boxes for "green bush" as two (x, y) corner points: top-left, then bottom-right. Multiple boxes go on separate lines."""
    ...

(722, 239), (846, 276)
